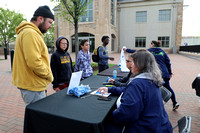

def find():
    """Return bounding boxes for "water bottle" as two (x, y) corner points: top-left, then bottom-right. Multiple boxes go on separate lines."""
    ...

(113, 68), (117, 79)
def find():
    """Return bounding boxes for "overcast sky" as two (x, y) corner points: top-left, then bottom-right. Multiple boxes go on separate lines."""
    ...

(0, 0), (199, 36)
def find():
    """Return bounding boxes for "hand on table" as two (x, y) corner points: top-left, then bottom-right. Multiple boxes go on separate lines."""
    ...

(108, 78), (115, 84)
(97, 87), (108, 94)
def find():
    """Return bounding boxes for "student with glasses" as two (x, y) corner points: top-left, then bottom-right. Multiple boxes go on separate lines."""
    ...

(50, 37), (74, 92)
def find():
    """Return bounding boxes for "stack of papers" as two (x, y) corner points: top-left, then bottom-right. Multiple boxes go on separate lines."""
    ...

(90, 90), (111, 97)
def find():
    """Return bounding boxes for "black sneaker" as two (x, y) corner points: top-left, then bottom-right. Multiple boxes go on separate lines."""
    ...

(173, 103), (179, 111)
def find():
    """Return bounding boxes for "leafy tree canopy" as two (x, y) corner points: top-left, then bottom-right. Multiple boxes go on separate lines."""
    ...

(51, 0), (92, 59)
(0, 7), (26, 49)
(44, 23), (55, 47)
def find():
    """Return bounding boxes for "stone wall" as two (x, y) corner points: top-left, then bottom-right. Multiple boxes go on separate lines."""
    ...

(176, 2), (183, 51)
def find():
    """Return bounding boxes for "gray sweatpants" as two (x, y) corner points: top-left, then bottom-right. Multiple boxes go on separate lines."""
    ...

(18, 88), (46, 106)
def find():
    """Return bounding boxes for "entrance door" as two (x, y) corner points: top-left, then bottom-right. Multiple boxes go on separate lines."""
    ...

(72, 33), (95, 53)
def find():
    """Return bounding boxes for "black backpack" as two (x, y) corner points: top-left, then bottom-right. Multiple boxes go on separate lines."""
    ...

(92, 46), (105, 62)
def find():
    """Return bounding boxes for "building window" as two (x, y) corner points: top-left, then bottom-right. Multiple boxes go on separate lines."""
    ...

(159, 9), (171, 22)
(158, 36), (170, 47)
(135, 37), (146, 47)
(79, 0), (93, 22)
(136, 11), (147, 22)
(111, 0), (115, 25)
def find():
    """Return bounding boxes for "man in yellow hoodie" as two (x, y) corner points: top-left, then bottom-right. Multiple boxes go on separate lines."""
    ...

(12, 5), (54, 105)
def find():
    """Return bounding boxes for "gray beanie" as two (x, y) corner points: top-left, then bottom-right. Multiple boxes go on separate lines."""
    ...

(33, 5), (54, 20)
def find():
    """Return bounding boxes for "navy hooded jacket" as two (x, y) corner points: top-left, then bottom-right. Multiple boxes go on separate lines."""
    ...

(108, 73), (173, 133)
(126, 48), (172, 79)
(50, 37), (74, 88)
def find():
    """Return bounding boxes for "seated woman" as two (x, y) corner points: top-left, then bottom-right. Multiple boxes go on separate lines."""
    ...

(98, 49), (173, 133)
(107, 54), (133, 87)
(123, 41), (179, 110)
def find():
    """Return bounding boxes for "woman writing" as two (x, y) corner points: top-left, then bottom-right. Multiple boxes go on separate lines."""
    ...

(123, 41), (179, 111)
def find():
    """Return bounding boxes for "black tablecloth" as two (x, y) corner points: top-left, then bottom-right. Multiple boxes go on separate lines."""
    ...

(24, 75), (118, 133)
(97, 65), (129, 78)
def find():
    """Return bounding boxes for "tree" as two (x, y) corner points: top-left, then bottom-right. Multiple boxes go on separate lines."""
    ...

(0, 8), (25, 59)
(44, 23), (55, 53)
(51, 0), (92, 60)
(44, 23), (55, 47)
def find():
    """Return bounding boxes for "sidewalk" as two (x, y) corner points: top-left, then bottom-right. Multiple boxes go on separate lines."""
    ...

(0, 53), (200, 133)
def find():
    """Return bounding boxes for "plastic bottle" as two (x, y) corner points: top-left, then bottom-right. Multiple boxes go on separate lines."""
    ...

(113, 68), (117, 79)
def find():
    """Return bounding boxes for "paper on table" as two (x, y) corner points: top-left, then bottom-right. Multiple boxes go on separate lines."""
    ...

(67, 71), (83, 94)
(90, 90), (111, 97)
(120, 47), (130, 72)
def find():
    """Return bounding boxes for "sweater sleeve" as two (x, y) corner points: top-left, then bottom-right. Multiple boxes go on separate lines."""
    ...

(108, 86), (125, 96)
(113, 72), (132, 87)
(164, 52), (172, 74)
(126, 48), (136, 53)
(70, 56), (74, 72)
(23, 32), (53, 81)
(98, 46), (109, 59)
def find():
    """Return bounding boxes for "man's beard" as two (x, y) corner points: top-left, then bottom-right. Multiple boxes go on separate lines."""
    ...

(38, 21), (47, 33)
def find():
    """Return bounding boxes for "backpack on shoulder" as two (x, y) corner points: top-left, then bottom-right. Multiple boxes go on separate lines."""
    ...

(92, 46), (105, 62)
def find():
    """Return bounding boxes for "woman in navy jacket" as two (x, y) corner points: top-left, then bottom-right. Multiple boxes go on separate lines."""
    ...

(123, 41), (179, 111)
(98, 49), (173, 133)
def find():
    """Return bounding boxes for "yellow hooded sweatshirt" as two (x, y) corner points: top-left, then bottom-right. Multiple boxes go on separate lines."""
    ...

(12, 21), (53, 91)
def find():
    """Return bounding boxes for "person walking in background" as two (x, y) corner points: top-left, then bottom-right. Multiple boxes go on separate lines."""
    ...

(50, 37), (74, 92)
(98, 36), (114, 73)
(98, 50), (172, 133)
(12, 5), (54, 105)
(74, 39), (93, 79)
(123, 40), (179, 111)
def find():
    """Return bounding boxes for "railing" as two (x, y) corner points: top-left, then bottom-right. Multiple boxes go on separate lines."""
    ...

(179, 45), (200, 53)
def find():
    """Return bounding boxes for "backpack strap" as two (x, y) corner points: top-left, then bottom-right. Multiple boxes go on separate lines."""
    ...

(98, 45), (105, 53)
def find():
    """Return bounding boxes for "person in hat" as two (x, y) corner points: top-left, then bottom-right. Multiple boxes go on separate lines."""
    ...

(12, 5), (54, 105)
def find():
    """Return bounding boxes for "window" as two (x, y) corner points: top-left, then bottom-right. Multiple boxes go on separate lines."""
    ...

(158, 36), (170, 47)
(136, 11), (147, 22)
(79, 0), (93, 22)
(159, 9), (171, 21)
(135, 37), (146, 47)
(111, 0), (115, 25)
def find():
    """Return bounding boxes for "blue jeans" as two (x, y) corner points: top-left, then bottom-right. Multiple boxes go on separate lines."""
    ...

(163, 79), (177, 105)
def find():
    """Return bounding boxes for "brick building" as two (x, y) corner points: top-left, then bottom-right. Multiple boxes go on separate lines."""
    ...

(53, 0), (183, 53)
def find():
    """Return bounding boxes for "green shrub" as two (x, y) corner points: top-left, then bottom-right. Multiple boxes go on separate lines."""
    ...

(72, 62), (116, 75)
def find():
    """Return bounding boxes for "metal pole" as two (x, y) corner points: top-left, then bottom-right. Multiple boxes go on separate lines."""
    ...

(10, 50), (14, 71)
(4, 47), (7, 59)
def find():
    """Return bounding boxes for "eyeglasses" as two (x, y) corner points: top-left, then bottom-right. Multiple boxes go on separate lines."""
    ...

(126, 60), (132, 63)
(61, 43), (68, 45)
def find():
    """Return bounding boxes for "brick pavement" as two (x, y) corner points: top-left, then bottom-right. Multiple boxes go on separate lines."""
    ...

(0, 53), (200, 133)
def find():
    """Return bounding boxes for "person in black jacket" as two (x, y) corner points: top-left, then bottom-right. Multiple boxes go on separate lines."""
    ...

(50, 36), (74, 92)
(108, 54), (133, 87)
